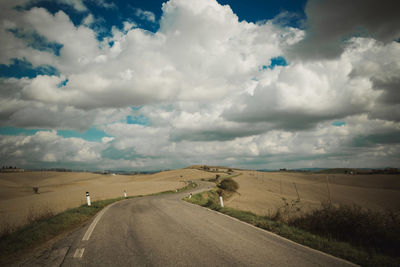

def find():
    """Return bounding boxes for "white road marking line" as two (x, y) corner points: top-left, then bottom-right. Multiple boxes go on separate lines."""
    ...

(73, 248), (85, 258)
(82, 201), (122, 241)
(82, 205), (110, 241)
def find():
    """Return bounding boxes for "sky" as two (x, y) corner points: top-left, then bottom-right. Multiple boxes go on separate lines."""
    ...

(0, 0), (399, 171)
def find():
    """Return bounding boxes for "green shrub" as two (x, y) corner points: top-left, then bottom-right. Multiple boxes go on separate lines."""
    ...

(218, 178), (239, 192)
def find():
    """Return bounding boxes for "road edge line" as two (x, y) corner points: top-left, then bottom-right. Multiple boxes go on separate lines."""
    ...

(82, 201), (120, 241)
(182, 200), (359, 267)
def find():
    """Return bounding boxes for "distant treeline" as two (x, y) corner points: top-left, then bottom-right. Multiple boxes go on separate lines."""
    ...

(316, 168), (399, 174)
(2, 166), (18, 169)
(29, 168), (77, 172)
(355, 168), (399, 174)
(257, 168), (399, 174)
(1, 166), (24, 172)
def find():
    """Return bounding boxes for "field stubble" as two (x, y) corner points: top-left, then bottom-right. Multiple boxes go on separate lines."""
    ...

(225, 171), (400, 217)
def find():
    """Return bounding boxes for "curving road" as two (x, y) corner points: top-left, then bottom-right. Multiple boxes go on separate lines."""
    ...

(28, 181), (357, 266)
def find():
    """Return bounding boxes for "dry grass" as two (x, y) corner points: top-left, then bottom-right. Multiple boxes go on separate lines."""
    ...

(288, 203), (400, 257)
(225, 171), (400, 217)
(26, 206), (54, 225)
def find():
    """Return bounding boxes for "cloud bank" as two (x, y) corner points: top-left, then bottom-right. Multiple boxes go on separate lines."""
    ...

(0, 0), (399, 170)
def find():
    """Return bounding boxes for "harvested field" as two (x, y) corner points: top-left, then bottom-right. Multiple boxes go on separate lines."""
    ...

(225, 171), (400, 216)
(0, 169), (214, 232)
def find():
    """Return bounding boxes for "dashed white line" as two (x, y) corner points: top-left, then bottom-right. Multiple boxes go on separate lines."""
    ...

(73, 248), (85, 258)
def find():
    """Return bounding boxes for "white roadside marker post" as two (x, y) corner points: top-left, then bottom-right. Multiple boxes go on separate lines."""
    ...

(86, 192), (91, 206)
(124, 190), (127, 198)
(219, 196), (224, 208)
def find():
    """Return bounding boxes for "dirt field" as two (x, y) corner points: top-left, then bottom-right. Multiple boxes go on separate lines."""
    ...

(0, 169), (215, 232)
(225, 171), (400, 216)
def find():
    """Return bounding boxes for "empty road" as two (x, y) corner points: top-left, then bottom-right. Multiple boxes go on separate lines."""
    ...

(30, 181), (356, 266)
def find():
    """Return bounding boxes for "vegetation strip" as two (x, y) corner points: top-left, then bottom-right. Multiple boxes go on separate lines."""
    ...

(0, 181), (197, 265)
(184, 188), (400, 267)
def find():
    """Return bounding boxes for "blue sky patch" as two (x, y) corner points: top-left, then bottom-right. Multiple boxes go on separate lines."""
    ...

(332, 121), (346, 127)
(19, 0), (163, 40)
(8, 28), (63, 56)
(217, 0), (306, 26)
(57, 127), (111, 142)
(19, 0), (306, 41)
(264, 56), (288, 70)
(131, 106), (143, 111)
(0, 127), (111, 142)
(0, 58), (59, 78)
(127, 115), (150, 125)
(0, 127), (50, 136)
(57, 78), (69, 87)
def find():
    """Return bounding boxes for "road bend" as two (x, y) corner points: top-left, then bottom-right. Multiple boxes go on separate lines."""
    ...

(52, 181), (356, 266)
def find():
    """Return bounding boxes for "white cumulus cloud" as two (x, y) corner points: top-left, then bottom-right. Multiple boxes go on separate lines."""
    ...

(0, 0), (399, 169)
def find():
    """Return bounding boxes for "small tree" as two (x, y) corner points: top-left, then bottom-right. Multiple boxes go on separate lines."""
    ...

(218, 178), (239, 192)
(33, 187), (39, 194)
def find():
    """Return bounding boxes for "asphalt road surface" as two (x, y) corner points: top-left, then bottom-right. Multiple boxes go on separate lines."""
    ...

(29, 181), (357, 266)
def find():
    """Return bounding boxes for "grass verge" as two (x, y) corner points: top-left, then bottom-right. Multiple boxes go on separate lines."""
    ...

(0, 181), (197, 265)
(184, 189), (400, 267)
